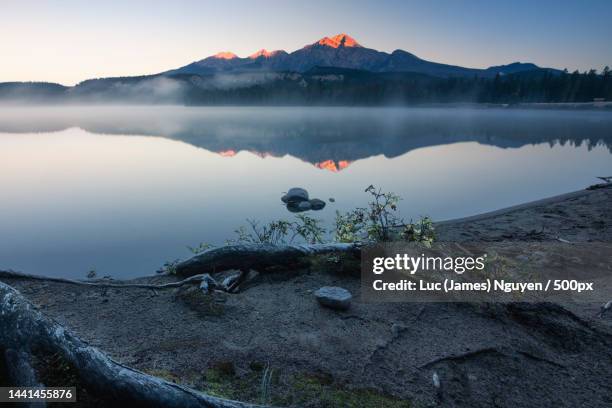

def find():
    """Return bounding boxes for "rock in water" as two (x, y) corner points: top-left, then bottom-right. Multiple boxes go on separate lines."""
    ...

(298, 201), (312, 211)
(286, 202), (302, 213)
(315, 287), (352, 310)
(281, 187), (309, 203)
(309, 198), (326, 210)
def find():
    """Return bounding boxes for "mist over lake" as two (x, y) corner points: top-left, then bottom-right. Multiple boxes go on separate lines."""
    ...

(1, 106), (611, 278)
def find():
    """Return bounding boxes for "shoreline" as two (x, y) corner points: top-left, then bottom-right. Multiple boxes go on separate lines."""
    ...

(1, 101), (611, 110)
(437, 185), (599, 225)
(1, 183), (609, 284)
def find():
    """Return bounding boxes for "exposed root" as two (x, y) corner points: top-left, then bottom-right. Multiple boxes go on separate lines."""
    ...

(0, 270), (218, 291)
(4, 348), (45, 388)
(418, 347), (501, 369)
(419, 346), (567, 370)
(517, 351), (566, 368)
(0, 281), (259, 408)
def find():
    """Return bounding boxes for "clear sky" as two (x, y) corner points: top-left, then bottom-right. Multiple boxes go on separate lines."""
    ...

(2, 0), (611, 85)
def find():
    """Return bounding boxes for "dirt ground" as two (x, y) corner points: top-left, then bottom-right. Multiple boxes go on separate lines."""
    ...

(2, 185), (612, 407)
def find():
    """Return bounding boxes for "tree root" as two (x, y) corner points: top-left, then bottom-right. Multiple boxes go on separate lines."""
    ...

(418, 347), (501, 369)
(0, 270), (226, 292)
(0, 281), (259, 408)
(418, 347), (566, 370)
(516, 350), (566, 368)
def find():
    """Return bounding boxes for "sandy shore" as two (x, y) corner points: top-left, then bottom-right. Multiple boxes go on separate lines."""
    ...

(2, 184), (611, 407)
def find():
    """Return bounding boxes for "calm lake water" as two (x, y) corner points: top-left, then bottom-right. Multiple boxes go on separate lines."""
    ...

(1, 106), (611, 278)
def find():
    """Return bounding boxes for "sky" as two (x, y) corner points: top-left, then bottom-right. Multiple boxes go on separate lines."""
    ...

(1, 0), (611, 85)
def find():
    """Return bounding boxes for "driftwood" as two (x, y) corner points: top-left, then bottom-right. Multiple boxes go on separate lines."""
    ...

(0, 281), (258, 408)
(175, 243), (361, 277)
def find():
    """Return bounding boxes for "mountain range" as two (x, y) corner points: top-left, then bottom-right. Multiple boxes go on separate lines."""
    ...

(1, 33), (582, 105)
(165, 33), (556, 78)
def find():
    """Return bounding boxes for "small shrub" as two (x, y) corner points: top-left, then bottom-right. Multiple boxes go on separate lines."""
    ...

(334, 209), (367, 243)
(229, 219), (292, 245)
(363, 184), (402, 242)
(402, 216), (436, 247)
(291, 214), (326, 244)
(334, 185), (435, 245)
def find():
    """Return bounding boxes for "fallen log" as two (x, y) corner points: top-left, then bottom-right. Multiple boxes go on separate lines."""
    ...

(0, 281), (258, 408)
(174, 243), (361, 277)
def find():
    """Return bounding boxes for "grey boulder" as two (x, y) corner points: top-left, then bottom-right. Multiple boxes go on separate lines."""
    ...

(298, 201), (312, 211)
(281, 187), (309, 204)
(309, 198), (326, 210)
(315, 287), (352, 311)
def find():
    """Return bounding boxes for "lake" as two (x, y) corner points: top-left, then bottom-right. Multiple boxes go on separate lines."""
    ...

(1, 106), (611, 278)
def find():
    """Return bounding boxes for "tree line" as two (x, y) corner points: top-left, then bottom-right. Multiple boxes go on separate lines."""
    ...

(180, 67), (612, 105)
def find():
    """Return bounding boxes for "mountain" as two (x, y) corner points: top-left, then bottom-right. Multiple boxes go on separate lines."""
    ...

(4, 33), (602, 106)
(166, 33), (559, 78)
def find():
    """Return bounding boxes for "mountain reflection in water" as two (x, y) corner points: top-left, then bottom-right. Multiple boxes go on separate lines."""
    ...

(1, 106), (611, 170)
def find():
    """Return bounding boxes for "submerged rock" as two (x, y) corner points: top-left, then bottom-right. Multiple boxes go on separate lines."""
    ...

(282, 188), (326, 212)
(315, 287), (352, 311)
(298, 201), (312, 211)
(281, 188), (309, 204)
(309, 198), (326, 210)
(286, 202), (303, 213)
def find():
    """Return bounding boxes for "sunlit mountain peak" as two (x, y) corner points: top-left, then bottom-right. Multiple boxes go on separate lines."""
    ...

(315, 160), (351, 172)
(316, 33), (361, 48)
(218, 149), (237, 157)
(249, 49), (282, 59)
(213, 52), (238, 60)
